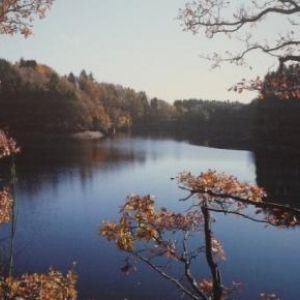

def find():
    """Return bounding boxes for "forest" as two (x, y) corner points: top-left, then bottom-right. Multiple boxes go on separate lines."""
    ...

(2, 57), (300, 152)
(0, 58), (255, 147)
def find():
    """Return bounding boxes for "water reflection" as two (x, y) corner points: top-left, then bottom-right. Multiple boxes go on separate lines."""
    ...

(1, 136), (299, 299)
(254, 148), (300, 207)
(14, 137), (146, 195)
(189, 135), (300, 215)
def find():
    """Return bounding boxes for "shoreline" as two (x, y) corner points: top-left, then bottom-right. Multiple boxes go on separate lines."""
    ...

(71, 131), (105, 140)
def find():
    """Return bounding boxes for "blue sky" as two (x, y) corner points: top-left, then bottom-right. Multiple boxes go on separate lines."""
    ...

(0, 0), (273, 103)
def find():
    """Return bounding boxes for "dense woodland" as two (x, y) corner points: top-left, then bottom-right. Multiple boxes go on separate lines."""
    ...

(0, 58), (174, 137)
(0, 58), (253, 143)
(1, 58), (300, 151)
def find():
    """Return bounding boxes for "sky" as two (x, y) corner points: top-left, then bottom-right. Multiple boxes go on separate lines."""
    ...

(0, 0), (278, 103)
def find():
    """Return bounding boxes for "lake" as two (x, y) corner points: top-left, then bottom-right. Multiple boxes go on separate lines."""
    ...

(1, 135), (300, 299)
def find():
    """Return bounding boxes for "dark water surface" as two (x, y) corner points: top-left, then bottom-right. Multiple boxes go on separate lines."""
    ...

(1, 136), (300, 299)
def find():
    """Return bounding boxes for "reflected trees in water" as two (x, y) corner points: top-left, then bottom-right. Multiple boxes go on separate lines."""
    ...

(0, 130), (77, 299)
(101, 170), (300, 300)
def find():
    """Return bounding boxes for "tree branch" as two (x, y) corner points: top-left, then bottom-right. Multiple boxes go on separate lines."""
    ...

(132, 251), (204, 300)
(182, 231), (209, 299)
(201, 204), (222, 300)
(178, 0), (300, 70)
(206, 207), (275, 225)
(179, 185), (300, 215)
(182, 1), (300, 36)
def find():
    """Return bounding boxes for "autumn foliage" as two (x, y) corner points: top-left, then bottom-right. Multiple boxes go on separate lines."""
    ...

(0, 0), (54, 37)
(101, 193), (229, 300)
(177, 170), (265, 203)
(0, 130), (19, 159)
(0, 188), (13, 224)
(0, 130), (18, 224)
(0, 268), (77, 300)
(229, 63), (300, 100)
(101, 194), (204, 254)
(262, 64), (300, 100)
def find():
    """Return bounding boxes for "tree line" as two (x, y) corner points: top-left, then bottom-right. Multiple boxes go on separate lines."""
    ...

(2, 57), (300, 151)
(0, 58), (256, 144)
(0, 58), (179, 138)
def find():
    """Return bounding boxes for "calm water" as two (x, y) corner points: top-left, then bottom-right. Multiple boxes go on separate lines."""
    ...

(1, 136), (300, 299)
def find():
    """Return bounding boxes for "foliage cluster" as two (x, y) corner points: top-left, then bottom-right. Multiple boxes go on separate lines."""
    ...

(0, 0), (54, 37)
(0, 268), (77, 300)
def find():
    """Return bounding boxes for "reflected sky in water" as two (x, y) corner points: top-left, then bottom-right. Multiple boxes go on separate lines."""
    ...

(1, 136), (299, 299)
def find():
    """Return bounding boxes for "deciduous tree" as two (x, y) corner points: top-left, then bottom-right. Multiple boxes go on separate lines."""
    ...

(178, 0), (300, 97)
(101, 170), (298, 299)
(179, 0), (300, 69)
(0, 0), (54, 37)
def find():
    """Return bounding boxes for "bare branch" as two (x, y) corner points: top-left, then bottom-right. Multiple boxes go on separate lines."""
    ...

(206, 207), (275, 225)
(132, 251), (204, 300)
(179, 185), (300, 215)
(178, 0), (300, 70)
(182, 231), (208, 299)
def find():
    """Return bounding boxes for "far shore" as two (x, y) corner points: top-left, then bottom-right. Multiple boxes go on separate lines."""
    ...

(71, 131), (105, 140)
(9, 130), (106, 144)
